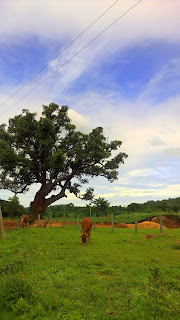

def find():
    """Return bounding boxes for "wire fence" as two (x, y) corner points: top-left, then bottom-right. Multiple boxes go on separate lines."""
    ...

(1, 211), (169, 236)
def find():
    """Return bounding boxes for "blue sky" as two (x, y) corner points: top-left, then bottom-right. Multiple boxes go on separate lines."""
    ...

(0, 0), (180, 207)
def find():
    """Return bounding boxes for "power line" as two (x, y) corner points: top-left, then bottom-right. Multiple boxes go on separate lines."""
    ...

(0, 0), (143, 118)
(0, 0), (120, 108)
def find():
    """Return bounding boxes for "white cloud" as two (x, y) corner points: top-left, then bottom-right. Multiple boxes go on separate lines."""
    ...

(164, 148), (180, 159)
(96, 183), (180, 201)
(148, 137), (167, 147)
(1, 0), (180, 43)
(126, 168), (158, 178)
(95, 192), (116, 199)
(139, 58), (180, 101)
(68, 109), (92, 132)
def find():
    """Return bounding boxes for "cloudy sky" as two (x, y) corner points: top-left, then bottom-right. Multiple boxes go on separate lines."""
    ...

(0, 0), (180, 207)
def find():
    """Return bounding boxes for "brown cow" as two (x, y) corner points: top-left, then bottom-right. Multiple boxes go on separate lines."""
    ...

(80, 217), (92, 246)
(21, 215), (29, 228)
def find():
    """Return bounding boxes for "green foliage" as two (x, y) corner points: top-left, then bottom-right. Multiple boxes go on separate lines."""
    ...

(93, 197), (110, 215)
(11, 297), (29, 314)
(57, 311), (86, 320)
(2, 195), (26, 218)
(127, 197), (180, 213)
(0, 104), (127, 217)
(171, 242), (180, 250)
(0, 199), (9, 217)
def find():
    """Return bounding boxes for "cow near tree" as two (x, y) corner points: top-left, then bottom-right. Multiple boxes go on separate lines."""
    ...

(0, 103), (128, 222)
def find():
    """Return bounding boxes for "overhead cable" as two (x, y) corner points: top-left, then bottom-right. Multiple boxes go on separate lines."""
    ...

(0, 0), (120, 108)
(0, 0), (143, 118)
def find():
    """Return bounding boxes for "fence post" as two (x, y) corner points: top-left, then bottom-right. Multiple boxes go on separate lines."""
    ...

(77, 215), (79, 230)
(38, 214), (40, 227)
(112, 213), (114, 232)
(93, 214), (96, 231)
(0, 205), (6, 239)
(63, 213), (65, 228)
(90, 207), (93, 219)
(135, 217), (138, 233)
(159, 215), (163, 234)
(50, 213), (52, 227)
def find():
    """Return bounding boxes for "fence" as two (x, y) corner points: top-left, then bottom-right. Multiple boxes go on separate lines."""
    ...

(1, 212), (168, 235)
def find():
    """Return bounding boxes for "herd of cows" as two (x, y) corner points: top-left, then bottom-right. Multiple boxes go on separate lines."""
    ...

(21, 215), (92, 246)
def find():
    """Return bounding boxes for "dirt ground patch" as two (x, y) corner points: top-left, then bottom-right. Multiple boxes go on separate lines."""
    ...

(3, 220), (20, 230)
(94, 222), (128, 228)
(152, 215), (180, 228)
(145, 234), (156, 239)
(127, 221), (167, 229)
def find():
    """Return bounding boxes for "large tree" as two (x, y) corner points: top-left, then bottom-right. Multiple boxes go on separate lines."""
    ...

(0, 103), (128, 221)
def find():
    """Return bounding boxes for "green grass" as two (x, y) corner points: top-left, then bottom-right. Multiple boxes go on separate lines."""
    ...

(0, 227), (180, 320)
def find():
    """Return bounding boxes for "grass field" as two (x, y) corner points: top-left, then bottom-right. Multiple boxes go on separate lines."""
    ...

(0, 226), (180, 320)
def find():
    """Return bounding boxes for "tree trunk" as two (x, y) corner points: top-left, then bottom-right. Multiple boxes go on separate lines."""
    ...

(29, 193), (48, 223)
(0, 206), (6, 239)
(29, 184), (66, 223)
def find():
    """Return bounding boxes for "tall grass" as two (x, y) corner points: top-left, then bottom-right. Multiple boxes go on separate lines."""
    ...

(0, 227), (180, 320)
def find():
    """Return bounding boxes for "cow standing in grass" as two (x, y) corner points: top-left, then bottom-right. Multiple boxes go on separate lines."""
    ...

(21, 215), (29, 228)
(80, 218), (92, 246)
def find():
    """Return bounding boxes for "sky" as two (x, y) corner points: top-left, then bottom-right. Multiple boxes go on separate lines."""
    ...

(0, 0), (180, 208)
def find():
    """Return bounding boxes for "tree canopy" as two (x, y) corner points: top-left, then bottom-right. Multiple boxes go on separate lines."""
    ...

(0, 103), (128, 221)
(1, 195), (26, 218)
(93, 197), (110, 214)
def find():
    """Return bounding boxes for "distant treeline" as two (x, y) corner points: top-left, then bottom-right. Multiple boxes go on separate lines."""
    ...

(44, 197), (180, 218)
(1, 197), (180, 218)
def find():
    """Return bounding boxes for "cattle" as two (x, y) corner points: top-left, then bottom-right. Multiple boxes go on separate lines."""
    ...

(21, 215), (29, 228)
(80, 217), (92, 246)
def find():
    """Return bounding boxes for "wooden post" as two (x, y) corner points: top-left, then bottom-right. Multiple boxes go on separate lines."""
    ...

(112, 213), (114, 232)
(50, 213), (52, 227)
(77, 215), (79, 230)
(89, 207), (92, 218)
(135, 217), (138, 233)
(38, 214), (40, 227)
(93, 214), (96, 231)
(159, 215), (163, 234)
(0, 206), (6, 239)
(63, 213), (65, 228)
(17, 218), (19, 229)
